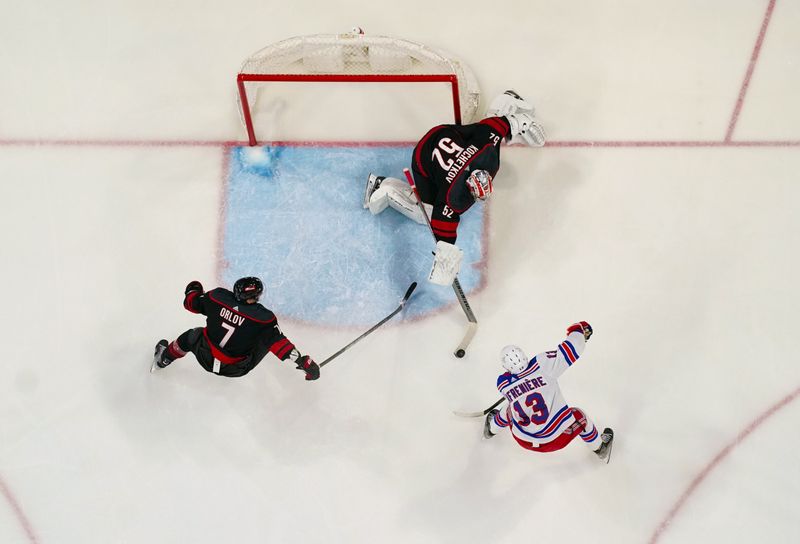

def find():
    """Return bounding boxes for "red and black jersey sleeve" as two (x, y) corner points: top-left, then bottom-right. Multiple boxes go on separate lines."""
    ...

(430, 207), (460, 244)
(183, 289), (206, 314)
(478, 116), (511, 140)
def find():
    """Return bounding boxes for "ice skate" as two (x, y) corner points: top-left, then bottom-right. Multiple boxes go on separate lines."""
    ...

(483, 409), (498, 439)
(363, 173), (384, 208)
(150, 339), (170, 373)
(595, 428), (614, 463)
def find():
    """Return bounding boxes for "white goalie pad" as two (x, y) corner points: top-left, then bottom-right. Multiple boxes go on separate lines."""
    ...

(429, 241), (464, 286)
(368, 177), (430, 225)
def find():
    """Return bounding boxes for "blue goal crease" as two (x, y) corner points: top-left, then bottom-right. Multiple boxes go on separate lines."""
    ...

(221, 145), (487, 327)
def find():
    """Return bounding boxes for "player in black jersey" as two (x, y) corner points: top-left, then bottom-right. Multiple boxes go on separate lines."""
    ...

(151, 277), (320, 380)
(363, 90), (546, 285)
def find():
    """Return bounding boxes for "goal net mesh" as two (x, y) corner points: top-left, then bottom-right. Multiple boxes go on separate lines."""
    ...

(237, 31), (481, 144)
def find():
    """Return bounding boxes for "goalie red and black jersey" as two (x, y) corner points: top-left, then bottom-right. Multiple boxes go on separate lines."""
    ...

(183, 287), (295, 364)
(411, 116), (511, 244)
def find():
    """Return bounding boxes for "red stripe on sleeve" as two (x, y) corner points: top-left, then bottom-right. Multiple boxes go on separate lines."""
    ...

(431, 219), (458, 233)
(270, 338), (296, 360)
(480, 116), (510, 138)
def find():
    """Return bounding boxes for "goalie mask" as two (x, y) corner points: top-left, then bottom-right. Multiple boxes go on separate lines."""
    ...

(466, 169), (493, 201)
(501, 345), (529, 375)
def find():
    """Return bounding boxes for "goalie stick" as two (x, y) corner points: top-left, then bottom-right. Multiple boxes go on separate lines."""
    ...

(402, 168), (478, 358)
(319, 282), (417, 368)
(453, 397), (505, 418)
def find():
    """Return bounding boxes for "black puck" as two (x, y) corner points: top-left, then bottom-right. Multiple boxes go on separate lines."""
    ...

(455, 349), (466, 358)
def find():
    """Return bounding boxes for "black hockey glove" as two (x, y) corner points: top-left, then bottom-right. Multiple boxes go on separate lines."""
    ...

(185, 280), (204, 295)
(296, 355), (320, 381)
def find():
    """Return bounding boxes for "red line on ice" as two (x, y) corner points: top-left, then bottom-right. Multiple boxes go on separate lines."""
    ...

(2, 138), (799, 149)
(725, 0), (777, 142)
(648, 384), (800, 544)
(0, 475), (39, 543)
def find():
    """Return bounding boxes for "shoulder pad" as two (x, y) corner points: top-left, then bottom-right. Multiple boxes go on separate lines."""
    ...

(207, 289), (276, 324)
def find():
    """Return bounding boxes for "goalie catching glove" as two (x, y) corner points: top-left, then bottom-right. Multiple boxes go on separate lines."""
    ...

(507, 112), (546, 147)
(487, 90), (546, 147)
(486, 90), (535, 118)
(429, 240), (464, 286)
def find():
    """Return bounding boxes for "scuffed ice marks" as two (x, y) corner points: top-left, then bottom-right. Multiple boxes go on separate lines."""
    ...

(222, 145), (486, 327)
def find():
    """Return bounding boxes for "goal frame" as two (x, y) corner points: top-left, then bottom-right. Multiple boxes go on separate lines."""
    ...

(236, 73), (464, 146)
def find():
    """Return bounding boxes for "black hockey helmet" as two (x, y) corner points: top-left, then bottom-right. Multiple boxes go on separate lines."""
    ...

(233, 276), (264, 303)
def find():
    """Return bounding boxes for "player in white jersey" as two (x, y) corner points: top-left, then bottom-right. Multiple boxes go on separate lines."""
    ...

(483, 321), (614, 461)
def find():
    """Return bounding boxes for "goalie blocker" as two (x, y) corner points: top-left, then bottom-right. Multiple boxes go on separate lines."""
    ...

(429, 240), (463, 286)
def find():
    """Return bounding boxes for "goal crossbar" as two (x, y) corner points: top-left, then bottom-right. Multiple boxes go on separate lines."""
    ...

(237, 73), (463, 146)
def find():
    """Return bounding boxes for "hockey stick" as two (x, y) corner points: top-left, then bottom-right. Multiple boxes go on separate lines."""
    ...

(452, 397), (505, 418)
(319, 282), (417, 368)
(402, 168), (478, 358)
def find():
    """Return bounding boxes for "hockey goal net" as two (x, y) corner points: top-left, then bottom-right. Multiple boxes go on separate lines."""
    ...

(237, 30), (481, 145)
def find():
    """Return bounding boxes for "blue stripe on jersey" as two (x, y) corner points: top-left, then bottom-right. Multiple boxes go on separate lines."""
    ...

(494, 410), (509, 427)
(563, 340), (578, 361)
(510, 405), (572, 440)
(497, 359), (540, 391)
(532, 406), (573, 438)
(497, 373), (513, 390)
(558, 343), (577, 366)
(517, 357), (539, 379)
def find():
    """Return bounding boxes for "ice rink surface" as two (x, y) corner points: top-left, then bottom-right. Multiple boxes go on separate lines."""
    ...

(1, 1), (799, 543)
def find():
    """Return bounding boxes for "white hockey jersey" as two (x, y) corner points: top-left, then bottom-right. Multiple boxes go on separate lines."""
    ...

(491, 330), (587, 447)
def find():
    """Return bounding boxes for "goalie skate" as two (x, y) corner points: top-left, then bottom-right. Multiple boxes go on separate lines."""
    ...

(363, 173), (384, 208)
(595, 428), (614, 464)
(150, 339), (169, 373)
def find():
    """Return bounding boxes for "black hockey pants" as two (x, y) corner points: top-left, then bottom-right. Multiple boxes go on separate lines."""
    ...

(176, 327), (263, 378)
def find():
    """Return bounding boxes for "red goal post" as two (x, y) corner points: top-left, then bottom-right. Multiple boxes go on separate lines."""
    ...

(237, 31), (481, 146)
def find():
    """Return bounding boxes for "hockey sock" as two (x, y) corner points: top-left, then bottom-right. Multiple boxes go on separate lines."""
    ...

(166, 340), (186, 362)
(572, 408), (602, 450)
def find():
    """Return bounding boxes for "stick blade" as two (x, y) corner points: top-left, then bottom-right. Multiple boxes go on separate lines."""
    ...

(453, 322), (477, 358)
(452, 409), (487, 418)
(402, 282), (417, 303)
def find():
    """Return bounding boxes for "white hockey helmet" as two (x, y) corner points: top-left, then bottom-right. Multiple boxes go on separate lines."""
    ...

(466, 169), (493, 200)
(501, 345), (528, 375)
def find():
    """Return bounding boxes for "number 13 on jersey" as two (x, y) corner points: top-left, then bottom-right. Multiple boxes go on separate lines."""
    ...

(511, 392), (549, 426)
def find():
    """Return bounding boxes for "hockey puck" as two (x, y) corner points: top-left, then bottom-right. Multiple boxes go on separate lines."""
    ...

(455, 349), (466, 358)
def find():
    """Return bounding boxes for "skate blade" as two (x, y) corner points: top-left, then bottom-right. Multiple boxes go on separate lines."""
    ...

(603, 440), (614, 464)
(150, 344), (166, 374)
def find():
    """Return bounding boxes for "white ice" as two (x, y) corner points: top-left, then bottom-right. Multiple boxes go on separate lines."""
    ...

(1, 1), (799, 543)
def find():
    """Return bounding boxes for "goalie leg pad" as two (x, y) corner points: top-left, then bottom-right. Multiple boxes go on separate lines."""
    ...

(368, 188), (391, 215)
(429, 240), (464, 285)
(369, 177), (429, 224)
